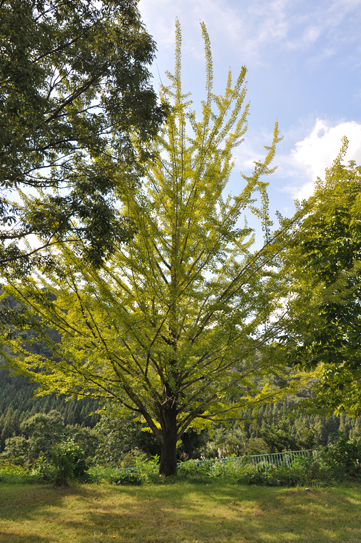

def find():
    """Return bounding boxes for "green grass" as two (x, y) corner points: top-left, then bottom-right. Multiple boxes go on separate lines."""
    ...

(0, 480), (360, 543)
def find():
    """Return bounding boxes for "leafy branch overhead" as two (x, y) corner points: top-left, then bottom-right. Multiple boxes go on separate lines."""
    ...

(0, 0), (166, 268)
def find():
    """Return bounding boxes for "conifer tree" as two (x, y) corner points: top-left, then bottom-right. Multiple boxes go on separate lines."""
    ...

(1, 22), (307, 475)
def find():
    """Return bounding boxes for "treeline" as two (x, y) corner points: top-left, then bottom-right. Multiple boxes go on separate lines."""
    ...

(0, 294), (100, 451)
(206, 401), (361, 459)
(1, 364), (361, 460)
(0, 368), (99, 451)
(243, 399), (361, 446)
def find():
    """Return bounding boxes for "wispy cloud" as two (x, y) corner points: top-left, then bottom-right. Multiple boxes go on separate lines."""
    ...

(139, 0), (361, 64)
(139, 0), (289, 62)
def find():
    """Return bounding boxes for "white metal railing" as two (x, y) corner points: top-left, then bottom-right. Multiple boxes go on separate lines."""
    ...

(116, 449), (318, 473)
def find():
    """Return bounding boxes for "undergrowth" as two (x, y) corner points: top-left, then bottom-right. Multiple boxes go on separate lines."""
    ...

(1, 434), (360, 487)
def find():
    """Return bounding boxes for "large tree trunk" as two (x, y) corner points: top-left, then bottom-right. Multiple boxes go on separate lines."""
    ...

(159, 408), (178, 476)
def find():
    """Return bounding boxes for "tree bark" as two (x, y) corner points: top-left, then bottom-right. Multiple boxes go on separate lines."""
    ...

(159, 408), (178, 476)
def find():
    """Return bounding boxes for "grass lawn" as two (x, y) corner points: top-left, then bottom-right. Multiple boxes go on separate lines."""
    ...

(0, 480), (360, 543)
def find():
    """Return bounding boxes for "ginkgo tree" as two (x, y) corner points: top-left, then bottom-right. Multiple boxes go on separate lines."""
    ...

(0, 22), (307, 475)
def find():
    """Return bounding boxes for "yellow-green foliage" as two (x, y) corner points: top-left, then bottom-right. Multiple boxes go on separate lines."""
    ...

(0, 23), (308, 442)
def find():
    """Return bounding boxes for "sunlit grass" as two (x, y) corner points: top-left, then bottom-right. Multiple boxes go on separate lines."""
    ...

(0, 480), (360, 542)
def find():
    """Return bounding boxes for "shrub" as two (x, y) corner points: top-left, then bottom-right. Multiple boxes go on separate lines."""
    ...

(1, 436), (29, 466)
(88, 454), (158, 485)
(236, 457), (322, 487)
(109, 470), (143, 486)
(50, 440), (88, 486)
(319, 433), (361, 479)
(30, 455), (56, 482)
(21, 411), (65, 463)
(0, 461), (40, 484)
(87, 465), (121, 484)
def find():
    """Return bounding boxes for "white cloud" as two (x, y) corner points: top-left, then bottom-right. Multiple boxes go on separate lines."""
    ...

(282, 119), (361, 199)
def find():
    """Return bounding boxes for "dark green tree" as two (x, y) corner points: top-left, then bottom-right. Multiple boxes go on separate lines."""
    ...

(20, 410), (65, 462)
(93, 410), (160, 466)
(260, 420), (298, 453)
(0, 0), (165, 269)
(0, 406), (19, 449)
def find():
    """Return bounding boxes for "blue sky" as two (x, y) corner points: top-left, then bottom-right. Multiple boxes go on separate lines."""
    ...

(139, 0), (361, 220)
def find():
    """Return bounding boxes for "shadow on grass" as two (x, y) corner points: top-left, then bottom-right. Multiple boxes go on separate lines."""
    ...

(84, 480), (361, 543)
(0, 531), (52, 543)
(0, 481), (360, 542)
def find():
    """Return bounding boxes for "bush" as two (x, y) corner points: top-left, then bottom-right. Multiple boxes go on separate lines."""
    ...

(1, 436), (29, 466)
(319, 433), (361, 479)
(87, 455), (159, 485)
(0, 461), (56, 484)
(178, 458), (246, 479)
(2, 431), (359, 488)
(50, 440), (88, 486)
(20, 411), (65, 463)
(0, 462), (35, 484)
(176, 453), (331, 486)
(0, 443), (88, 486)
(109, 470), (143, 486)
(236, 457), (321, 487)
(178, 459), (214, 477)
(30, 455), (56, 482)
(175, 434), (361, 486)
(87, 465), (122, 484)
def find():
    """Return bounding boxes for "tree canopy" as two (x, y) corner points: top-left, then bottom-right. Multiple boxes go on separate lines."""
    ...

(0, 0), (165, 269)
(284, 138), (361, 415)
(0, 22), (308, 475)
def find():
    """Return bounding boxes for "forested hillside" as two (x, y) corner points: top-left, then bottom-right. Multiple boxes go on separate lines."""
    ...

(1, 281), (360, 458)
(1, 363), (361, 457)
(0, 366), (99, 451)
(0, 293), (100, 450)
(241, 399), (361, 448)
